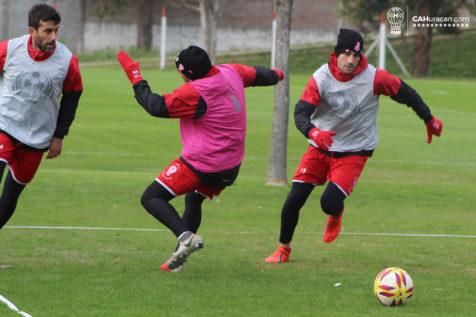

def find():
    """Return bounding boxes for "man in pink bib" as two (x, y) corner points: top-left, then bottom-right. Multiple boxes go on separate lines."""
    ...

(117, 46), (283, 272)
(265, 28), (443, 264)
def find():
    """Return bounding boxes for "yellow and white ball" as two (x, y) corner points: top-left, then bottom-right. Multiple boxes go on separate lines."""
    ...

(374, 267), (414, 306)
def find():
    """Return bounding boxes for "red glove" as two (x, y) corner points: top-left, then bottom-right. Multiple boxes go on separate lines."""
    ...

(426, 116), (443, 144)
(272, 68), (284, 81)
(308, 127), (336, 151)
(117, 51), (143, 85)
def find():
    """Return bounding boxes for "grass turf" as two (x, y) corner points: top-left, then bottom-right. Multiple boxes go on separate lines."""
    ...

(0, 67), (475, 316)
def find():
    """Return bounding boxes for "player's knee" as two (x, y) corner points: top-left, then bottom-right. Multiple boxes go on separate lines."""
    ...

(320, 193), (343, 217)
(141, 182), (174, 208)
(320, 182), (346, 217)
(140, 191), (150, 208)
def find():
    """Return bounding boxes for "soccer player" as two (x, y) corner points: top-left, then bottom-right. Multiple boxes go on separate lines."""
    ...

(265, 28), (443, 263)
(0, 4), (82, 230)
(117, 45), (283, 272)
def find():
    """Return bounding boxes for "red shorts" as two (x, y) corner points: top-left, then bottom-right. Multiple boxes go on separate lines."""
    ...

(293, 146), (369, 195)
(0, 133), (44, 184)
(156, 158), (225, 199)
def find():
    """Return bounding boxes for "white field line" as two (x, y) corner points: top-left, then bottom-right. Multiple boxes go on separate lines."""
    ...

(340, 232), (476, 238)
(5, 225), (167, 232)
(0, 294), (32, 317)
(4, 225), (476, 238)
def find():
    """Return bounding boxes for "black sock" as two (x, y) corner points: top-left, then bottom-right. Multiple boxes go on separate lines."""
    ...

(279, 182), (314, 244)
(182, 192), (205, 234)
(0, 172), (26, 229)
(140, 181), (188, 237)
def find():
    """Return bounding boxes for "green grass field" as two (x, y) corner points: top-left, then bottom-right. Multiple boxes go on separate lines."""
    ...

(0, 66), (475, 316)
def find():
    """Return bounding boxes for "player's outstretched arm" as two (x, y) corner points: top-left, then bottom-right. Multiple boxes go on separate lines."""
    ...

(117, 51), (143, 85)
(252, 66), (284, 86)
(391, 80), (443, 144)
(116, 51), (169, 117)
(229, 64), (284, 87)
(374, 69), (443, 143)
(133, 80), (171, 117)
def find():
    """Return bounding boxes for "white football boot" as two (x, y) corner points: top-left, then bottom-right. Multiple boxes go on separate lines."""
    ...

(167, 233), (204, 271)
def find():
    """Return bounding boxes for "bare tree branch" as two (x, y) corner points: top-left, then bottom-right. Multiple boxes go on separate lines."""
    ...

(171, 0), (200, 12)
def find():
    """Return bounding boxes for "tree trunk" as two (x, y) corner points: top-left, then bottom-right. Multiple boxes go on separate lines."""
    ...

(137, 0), (154, 50)
(77, 0), (86, 53)
(206, 0), (218, 62)
(412, 0), (443, 76)
(198, 0), (219, 62)
(266, 0), (293, 186)
(412, 1), (431, 76)
(198, 0), (207, 49)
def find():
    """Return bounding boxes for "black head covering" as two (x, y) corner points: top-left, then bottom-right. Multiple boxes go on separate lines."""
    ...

(175, 45), (212, 80)
(334, 28), (364, 56)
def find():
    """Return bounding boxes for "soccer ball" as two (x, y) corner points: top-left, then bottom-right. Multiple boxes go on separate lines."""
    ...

(374, 267), (414, 306)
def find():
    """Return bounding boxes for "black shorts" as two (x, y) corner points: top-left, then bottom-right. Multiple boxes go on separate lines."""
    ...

(180, 157), (240, 187)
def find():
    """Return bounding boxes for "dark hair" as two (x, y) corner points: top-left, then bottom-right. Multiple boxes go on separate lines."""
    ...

(28, 4), (61, 29)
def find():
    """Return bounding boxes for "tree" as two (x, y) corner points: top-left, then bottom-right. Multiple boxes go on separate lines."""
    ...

(412, 0), (467, 76)
(341, 0), (468, 76)
(198, 0), (219, 61)
(341, 0), (390, 33)
(266, 0), (293, 186)
(136, 0), (155, 50)
(77, 0), (86, 53)
(88, 0), (155, 51)
(88, 0), (128, 20)
(172, 0), (225, 62)
(412, 0), (436, 76)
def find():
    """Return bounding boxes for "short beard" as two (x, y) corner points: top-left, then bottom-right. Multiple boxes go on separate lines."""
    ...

(34, 39), (54, 53)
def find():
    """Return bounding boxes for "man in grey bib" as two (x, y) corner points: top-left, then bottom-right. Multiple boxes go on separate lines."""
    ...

(0, 4), (82, 231)
(265, 28), (443, 263)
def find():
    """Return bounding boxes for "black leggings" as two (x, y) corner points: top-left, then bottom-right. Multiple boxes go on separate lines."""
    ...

(0, 162), (26, 229)
(279, 181), (346, 244)
(183, 192), (206, 233)
(140, 181), (205, 237)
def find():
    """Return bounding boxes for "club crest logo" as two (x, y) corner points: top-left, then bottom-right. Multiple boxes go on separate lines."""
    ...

(325, 90), (360, 120)
(387, 7), (405, 35)
(165, 165), (178, 177)
(12, 71), (53, 104)
(354, 41), (360, 52)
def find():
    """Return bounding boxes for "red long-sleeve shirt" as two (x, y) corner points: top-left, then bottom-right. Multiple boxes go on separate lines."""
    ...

(294, 53), (432, 139)
(133, 64), (281, 119)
